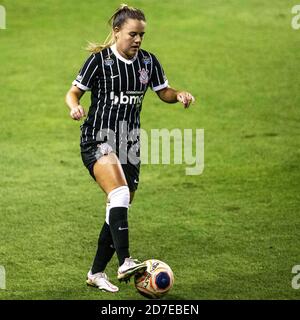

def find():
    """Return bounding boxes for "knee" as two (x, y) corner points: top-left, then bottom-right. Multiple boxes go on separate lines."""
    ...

(108, 186), (130, 209)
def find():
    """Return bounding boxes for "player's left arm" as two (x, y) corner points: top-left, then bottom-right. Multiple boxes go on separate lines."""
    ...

(156, 87), (195, 108)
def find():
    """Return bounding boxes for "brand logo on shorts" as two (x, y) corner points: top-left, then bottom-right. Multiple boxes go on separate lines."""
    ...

(95, 143), (113, 159)
(138, 68), (149, 85)
(118, 227), (128, 231)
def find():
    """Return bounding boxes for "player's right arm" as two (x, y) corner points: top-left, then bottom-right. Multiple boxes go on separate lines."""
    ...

(66, 53), (99, 121)
(65, 85), (86, 121)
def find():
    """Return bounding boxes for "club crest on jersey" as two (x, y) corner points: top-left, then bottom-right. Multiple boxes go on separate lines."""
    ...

(139, 68), (149, 85)
(142, 57), (151, 65)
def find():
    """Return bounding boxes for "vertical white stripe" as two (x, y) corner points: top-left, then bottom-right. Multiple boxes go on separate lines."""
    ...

(134, 57), (143, 130)
(140, 50), (148, 91)
(156, 58), (165, 77)
(91, 77), (101, 141)
(148, 53), (155, 90)
(93, 51), (106, 140)
(136, 51), (150, 130)
(79, 54), (97, 142)
(125, 63), (129, 91)
(132, 61), (136, 90)
(86, 65), (98, 87)
(107, 64), (114, 134)
(128, 62), (137, 143)
(114, 58), (122, 139)
(84, 126), (88, 142)
(156, 57), (167, 88)
(99, 52), (107, 133)
(137, 56), (143, 91)
(149, 53), (153, 79)
(82, 55), (96, 82)
(121, 63), (129, 145)
(140, 50), (145, 62)
(155, 66), (162, 86)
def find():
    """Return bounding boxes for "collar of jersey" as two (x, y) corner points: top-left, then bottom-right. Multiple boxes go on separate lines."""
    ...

(110, 44), (138, 64)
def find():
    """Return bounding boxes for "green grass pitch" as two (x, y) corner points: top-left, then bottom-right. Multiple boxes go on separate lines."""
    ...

(0, 0), (299, 300)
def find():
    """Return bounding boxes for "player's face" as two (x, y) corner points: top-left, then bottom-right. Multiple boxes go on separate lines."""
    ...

(114, 19), (146, 59)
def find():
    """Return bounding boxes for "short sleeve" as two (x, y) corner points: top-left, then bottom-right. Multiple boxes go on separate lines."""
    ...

(149, 54), (169, 92)
(72, 54), (99, 91)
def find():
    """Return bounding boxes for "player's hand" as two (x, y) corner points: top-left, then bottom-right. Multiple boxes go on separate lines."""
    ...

(177, 91), (195, 109)
(70, 105), (86, 120)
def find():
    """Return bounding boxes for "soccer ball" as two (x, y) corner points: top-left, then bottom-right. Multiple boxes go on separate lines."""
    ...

(134, 259), (174, 299)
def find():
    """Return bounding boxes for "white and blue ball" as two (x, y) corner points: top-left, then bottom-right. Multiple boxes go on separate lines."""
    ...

(134, 259), (174, 299)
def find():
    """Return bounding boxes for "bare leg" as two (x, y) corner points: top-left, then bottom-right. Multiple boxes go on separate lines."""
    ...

(93, 152), (130, 266)
(93, 152), (127, 194)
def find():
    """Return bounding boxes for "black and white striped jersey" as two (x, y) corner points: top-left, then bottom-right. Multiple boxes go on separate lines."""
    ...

(72, 44), (168, 150)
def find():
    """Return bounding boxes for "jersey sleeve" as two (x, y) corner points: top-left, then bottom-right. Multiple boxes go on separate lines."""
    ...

(72, 54), (99, 91)
(149, 54), (169, 92)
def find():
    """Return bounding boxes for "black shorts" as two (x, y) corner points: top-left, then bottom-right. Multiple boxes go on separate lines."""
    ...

(80, 142), (140, 192)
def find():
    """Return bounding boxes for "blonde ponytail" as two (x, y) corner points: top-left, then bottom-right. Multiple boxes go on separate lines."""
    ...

(86, 3), (145, 54)
(86, 32), (115, 54)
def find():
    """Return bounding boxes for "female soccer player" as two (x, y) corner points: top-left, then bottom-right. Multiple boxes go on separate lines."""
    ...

(65, 4), (195, 293)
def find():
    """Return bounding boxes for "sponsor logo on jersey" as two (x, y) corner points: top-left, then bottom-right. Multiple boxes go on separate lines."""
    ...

(142, 57), (151, 65)
(110, 91), (144, 105)
(104, 57), (114, 66)
(138, 68), (149, 85)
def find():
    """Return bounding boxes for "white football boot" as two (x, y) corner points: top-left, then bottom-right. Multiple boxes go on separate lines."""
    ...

(117, 257), (147, 282)
(86, 270), (119, 293)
